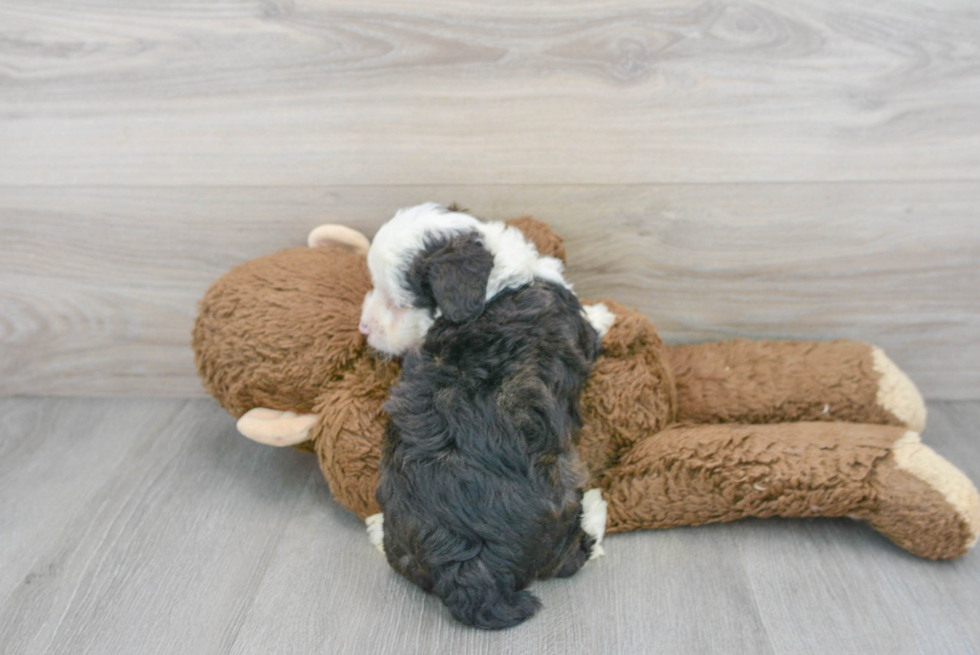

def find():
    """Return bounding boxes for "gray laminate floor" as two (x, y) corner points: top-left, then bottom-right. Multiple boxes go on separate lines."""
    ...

(1, 398), (978, 655)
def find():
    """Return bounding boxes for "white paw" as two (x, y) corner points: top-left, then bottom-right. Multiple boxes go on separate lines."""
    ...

(365, 513), (385, 554)
(581, 489), (608, 560)
(582, 303), (616, 339)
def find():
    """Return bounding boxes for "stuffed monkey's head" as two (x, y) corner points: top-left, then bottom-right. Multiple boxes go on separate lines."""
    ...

(193, 214), (567, 419)
(193, 227), (377, 418)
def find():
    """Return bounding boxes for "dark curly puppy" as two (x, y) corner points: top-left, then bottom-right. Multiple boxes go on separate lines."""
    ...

(365, 204), (609, 629)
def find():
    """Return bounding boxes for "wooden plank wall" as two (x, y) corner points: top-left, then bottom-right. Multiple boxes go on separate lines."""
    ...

(1, 0), (978, 398)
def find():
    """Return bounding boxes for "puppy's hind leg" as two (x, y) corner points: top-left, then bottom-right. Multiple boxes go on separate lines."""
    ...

(551, 489), (607, 578)
(552, 529), (593, 578)
(581, 488), (607, 559)
(383, 530), (434, 593)
(433, 557), (541, 630)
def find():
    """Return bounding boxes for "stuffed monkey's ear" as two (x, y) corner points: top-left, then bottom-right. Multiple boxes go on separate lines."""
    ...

(236, 408), (317, 447)
(426, 233), (494, 323)
(307, 224), (371, 255)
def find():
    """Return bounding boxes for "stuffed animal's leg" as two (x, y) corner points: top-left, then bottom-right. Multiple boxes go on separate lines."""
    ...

(601, 422), (979, 560)
(667, 339), (926, 431)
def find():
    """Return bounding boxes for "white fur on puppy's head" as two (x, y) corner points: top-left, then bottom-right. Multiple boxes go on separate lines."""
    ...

(367, 203), (483, 310)
(360, 202), (570, 356)
(360, 203), (482, 355)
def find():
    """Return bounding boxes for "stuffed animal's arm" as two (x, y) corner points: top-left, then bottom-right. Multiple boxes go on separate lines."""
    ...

(667, 339), (926, 432)
(600, 421), (979, 559)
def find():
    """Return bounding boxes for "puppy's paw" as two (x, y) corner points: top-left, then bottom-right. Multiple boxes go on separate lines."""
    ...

(581, 488), (607, 559)
(466, 590), (542, 630)
(365, 513), (385, 554)
(582, 303), (616, 339)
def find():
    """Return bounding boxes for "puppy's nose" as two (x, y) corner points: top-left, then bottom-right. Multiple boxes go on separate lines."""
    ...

(358, 321), (371, 336)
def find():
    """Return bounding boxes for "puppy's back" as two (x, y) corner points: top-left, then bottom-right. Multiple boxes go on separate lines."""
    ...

(377, 281), (599, 629)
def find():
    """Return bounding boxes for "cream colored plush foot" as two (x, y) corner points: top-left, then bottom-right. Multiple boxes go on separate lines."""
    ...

(872, 347), (927, 432)
(365, 513), (385, 554)
(581, 488), (608, 560)
(893, 431), (980, 549)
(236, 408), (318, 447)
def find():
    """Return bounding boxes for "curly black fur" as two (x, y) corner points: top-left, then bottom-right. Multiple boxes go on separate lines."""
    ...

(403, 230), (493, 323)
(376, 279), (601, 630)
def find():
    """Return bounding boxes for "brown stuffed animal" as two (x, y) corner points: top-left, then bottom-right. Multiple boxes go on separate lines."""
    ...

(192, 218), (980, 560)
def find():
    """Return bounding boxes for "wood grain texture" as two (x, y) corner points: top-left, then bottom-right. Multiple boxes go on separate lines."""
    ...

(1, 398), (978, 654)
(2, 1), (978, 650)
(1, 0), (979, 185)
(0, 399), (187, 599)
(2, 184), (978, 398)
(740, 401), (980, 654)
(0, 398), (318, 655)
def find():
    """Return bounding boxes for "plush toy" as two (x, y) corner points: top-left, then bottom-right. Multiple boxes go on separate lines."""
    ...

(192, 217), (980, 560)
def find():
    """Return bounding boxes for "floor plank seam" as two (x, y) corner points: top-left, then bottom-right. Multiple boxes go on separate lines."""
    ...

(216, 466), (322, 655)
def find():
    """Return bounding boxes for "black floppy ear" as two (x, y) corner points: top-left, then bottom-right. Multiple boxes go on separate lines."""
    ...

(425, 232), (494, 323)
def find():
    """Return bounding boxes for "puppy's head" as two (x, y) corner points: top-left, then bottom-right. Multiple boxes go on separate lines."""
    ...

(360, 203), (494, 356)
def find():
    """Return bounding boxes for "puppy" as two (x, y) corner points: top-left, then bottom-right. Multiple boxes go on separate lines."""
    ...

(362, 203), (609, 629)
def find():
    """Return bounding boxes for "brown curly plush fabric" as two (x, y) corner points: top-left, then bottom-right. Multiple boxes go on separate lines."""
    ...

(577, 299), (676, 484)
(669, 339), (901, 426)
(193, 246), (371, 416)
(600, 421), (977, 558)
(192, 216), (980, 560)
(313, 356), (399, 517)
(603, 421), (900, 530)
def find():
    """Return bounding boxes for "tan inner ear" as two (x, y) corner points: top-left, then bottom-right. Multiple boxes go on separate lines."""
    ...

(307, 224), (371, 255)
